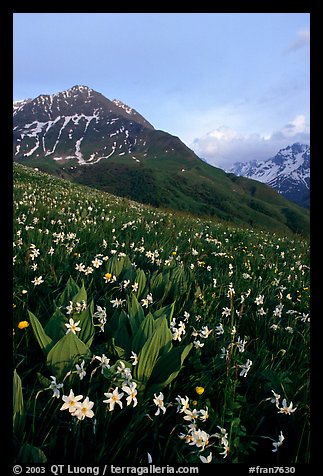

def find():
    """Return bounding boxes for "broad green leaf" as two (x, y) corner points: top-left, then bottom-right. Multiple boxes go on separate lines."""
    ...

(127, 294), (145, 336)
(44, 307), (67, 342)
(77, 300), (95, 347)
(135, 268), (147, 299)
(13, 370), (25, 438)
(106, 308), (121, 337)
(132, 312), (155, 354)
(72, 281), (87, 305)
(147, 343), (193, 396)
(113, 310), (132, 354)
(134, 317), (172, 385)
(56, 275), (80, 307)
(150, 270), (171, 303)
(46, 332), (90, 380)
(170, 267), (188, 296)
(28, 310), (54, 355)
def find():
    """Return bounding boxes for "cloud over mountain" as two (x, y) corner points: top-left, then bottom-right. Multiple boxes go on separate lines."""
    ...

(190, 115), (310, 168)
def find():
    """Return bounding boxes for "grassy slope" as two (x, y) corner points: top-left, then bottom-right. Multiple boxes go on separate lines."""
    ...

(18, 142), (309, 237)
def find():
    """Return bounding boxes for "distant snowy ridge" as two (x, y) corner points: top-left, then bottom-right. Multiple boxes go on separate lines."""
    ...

(229, 143), (310, 208)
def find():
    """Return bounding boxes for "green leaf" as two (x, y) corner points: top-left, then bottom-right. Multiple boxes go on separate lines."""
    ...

(149, 270), (173, 304)
(28, 310), (54, 355)
(169, 267), (189, 296)
(46, 332), (91, 380)
(106, 308), (121, 337)
(132, 312), (155, 354)
(147, 343), (193, 396)
(127, 294), (145, 336)
(44, 307), (67, 342)
(134, 317), (172, 386)
(135, 268), (147, 299)
(56, 276), (80, 307)
(72, 281), (87, 304)
(13, 370), (25, 439)
(77, 300), (95, 347)
(113, 310), (132, 354)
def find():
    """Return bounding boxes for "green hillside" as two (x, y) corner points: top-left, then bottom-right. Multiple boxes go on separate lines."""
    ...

(20, 144), (310, 237)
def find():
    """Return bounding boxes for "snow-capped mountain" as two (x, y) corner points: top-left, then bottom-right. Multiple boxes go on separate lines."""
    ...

(229, 143), (310, 208)
(13, 85), (163, 165)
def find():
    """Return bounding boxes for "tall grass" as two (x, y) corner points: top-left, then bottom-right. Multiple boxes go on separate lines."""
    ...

(13, 164), (310, 464)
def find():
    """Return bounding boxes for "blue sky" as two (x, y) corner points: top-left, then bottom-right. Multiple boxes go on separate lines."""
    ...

(13, 13), (310, 168)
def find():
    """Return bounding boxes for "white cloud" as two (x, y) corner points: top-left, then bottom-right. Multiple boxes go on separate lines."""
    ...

(285, 28), (310, 53)
(190, 115), (310, 169)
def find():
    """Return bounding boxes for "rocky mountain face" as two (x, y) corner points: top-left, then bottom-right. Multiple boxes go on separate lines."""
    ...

(13, 85), (161, 164)
(229, 143), (310, 208)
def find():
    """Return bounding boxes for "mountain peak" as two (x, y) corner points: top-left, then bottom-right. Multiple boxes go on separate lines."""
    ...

(57, 85), (95, 98)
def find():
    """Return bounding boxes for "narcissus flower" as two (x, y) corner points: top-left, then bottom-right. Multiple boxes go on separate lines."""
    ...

(122, 382), (138, 407)
(175, 395), (190, 413)
(65, 318), (81, 335)
(49, 376), (64, 399)
(153, 392), (166, 415)
(103, 387), (124, 412)
(95, 354), (111, 373)
(74, 397), (95, 420)
(270, 390), (281, 407)
(272, 431), (285, 452)
(60, 390), (83, 413)
(239, 359), (253, 377)
(110, 298), (125, 308)
(277, 398), (297, 415)
(183, 408), (199, 422)
(17, 321), (29, 330)
(200, 452), (212, 463)
(189, 429), (210, 451)
(31, 275), (44, 286)
(130, 351), (138, 365)
(199, 407), (209, 421)
(75, 360), (86, 380)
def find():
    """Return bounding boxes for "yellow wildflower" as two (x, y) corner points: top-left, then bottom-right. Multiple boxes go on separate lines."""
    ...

(18, 321), (29, 330)
(195, 386), (205, 395)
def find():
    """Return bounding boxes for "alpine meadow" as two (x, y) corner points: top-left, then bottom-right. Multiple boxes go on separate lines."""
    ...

(13, 163), (310, 465)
